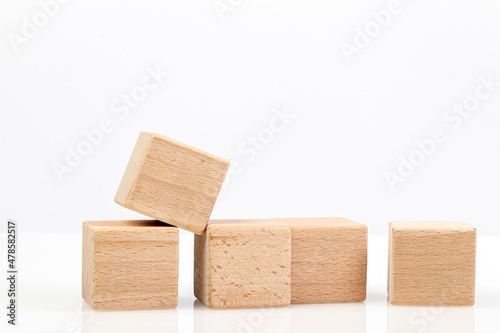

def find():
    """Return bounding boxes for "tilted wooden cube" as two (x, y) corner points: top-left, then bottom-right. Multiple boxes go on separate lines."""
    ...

(275, 217), (367, 304)
(388, 221), (476, 306)
(115, 132), (230, 234)
(194, 219), (291, 309)
(82, 220), (179, 310)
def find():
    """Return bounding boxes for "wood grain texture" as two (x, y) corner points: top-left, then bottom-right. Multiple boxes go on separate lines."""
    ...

(115, 132), (230, 235)
(275, 217), (367, 304)
(82, 220), (179, 310)
(194, 219), (291, 309)
(388, 221), (476, 306)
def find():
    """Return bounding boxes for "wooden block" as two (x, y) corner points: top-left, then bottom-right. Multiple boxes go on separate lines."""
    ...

(194, 219), (291, 309)
(115, 132), (230, 235)
(82, 220), (179, 310)
(275, 217), (367, 304)
(388, 221), (476, 306)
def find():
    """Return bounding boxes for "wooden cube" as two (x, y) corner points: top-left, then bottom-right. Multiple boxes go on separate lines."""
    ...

(194, 219), (291, 309)
(275, 217), (367, 304)
(115, 132), (230, 234)
(388, 221), (476, 306)
(82, 220), (179, 310)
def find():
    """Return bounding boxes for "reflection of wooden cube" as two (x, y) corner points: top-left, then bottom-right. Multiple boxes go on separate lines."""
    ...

(193, 300), (291, 332)
(115, 132), (230, 234)
(290, 303), (366, 333)
(275, 217), (367, 304)
(387, 303), (474, 333)
(389, 221), (476, 306)
(82, 220), (178, 310)
(81, 302), (178, 331)
(194, 219), (291, 309)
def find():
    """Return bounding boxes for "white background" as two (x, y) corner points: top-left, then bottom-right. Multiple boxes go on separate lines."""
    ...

(1, 0), (500, 332)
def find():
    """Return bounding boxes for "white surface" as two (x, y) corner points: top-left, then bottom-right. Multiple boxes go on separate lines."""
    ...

(0, 232), (498, 332)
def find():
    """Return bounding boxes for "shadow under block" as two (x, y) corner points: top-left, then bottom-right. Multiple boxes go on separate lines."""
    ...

(194, 219), (292, 309)
(82, 220), (179, 310)
(275, 217), (367, 304)
(115, 132), (230, 235)
(388, 221), (476, 306)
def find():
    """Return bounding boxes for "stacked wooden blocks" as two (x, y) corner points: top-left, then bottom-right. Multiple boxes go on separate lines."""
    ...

(83, 131), (229, 310)
(82, 131), (477, 311)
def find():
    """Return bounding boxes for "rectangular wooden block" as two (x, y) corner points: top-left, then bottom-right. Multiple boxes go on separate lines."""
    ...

(82, 220), (179, 310)
(194, 219), (291, 309)
(275, 217), (367, 304)
(115, 132), (230, 234)
(388, 221), (476, 306)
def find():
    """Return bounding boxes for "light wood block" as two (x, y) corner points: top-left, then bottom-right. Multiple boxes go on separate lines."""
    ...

(82, 220), (179, 310)
(388, 221), (476, 306)
(194, 219), (291, 309)
(115, 132), (230, 235)
(275, 217), (367, 304)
